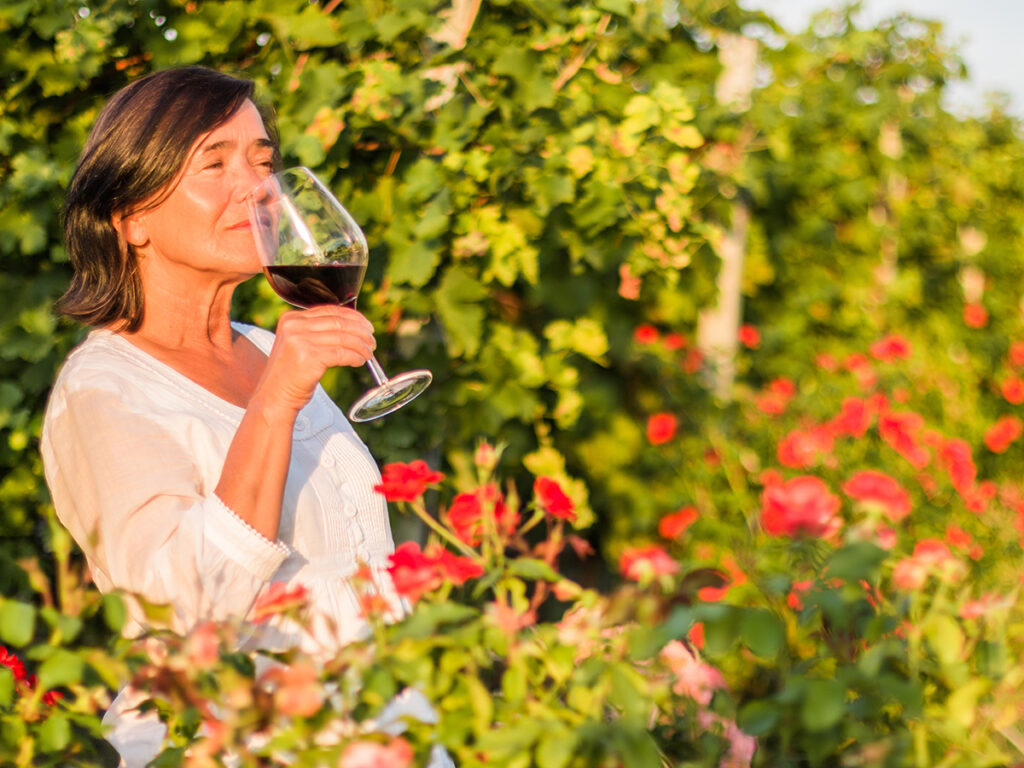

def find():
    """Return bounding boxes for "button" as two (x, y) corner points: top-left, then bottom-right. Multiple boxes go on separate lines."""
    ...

(294, 414), (309, 432)
(321, 453), (335, 467)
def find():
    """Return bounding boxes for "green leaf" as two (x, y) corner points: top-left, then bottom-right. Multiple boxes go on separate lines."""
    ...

(464, 674), (494, 732)
(506, 558), (560, 582)
(536, 727), (577, 768)
(800, 678), (846, 732)
(392, 602), (479, 639)
(595, 0), (631, 16)
(0, 719), (27, 752)
(39, 606), (82, 644)
(699, 605), (739, 657)
(386, 236), (442, 288)
(37, 649), (84, 691)
(738, 700), (780, 736)
(613, 725), (663, 768)
(823, 541), (886, 581)
(0, 667), (14, 709)
(135, 595), (174, 629)
(103, 593), (127, 633)
(413, 193), (451, 241)
(492, 48), (530, 79)
(502, 661), (526, 706)
(608, 663), (649, 723)
(37, 713), (71, 752)
(923, 614), (965, 667)
(0, 600), (35, 647)
(434, 266), (489, 357)
(272, 6), (343, 46)
(739, 608), (785, 659)
(402, 158), (445, 203)
(946, 678), (988, 729)
(544, 318), (608, 362)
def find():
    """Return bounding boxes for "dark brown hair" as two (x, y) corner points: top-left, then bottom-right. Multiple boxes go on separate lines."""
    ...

(59, 66), (280, 331)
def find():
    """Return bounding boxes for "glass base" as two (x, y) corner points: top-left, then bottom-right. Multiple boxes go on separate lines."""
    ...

(348, 369), (432, 422)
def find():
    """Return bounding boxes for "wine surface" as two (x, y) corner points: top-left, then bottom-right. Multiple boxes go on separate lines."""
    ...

(264, 262), (366, 309)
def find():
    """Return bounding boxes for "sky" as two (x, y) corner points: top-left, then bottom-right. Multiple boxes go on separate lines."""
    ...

(744, 0), (1024, 117)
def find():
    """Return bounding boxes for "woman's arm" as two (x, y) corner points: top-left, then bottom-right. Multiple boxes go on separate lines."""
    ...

(214, 305), (376, 540)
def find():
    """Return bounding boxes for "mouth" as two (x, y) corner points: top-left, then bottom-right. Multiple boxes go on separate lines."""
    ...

(237, 211), (273, 232)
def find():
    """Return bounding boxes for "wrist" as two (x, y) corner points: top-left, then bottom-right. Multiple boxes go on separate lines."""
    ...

(247, 393), (302, 428)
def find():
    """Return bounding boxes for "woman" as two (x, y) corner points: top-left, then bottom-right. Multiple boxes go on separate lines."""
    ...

(41, 66), (436, 766)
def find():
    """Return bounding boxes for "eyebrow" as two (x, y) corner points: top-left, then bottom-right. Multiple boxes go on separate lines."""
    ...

(200, 137), (277, 154)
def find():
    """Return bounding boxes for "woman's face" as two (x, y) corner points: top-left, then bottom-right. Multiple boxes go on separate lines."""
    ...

(124, 99), (276, 280)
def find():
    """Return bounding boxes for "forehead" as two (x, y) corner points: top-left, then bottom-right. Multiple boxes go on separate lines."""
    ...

(195, 100), (271, 151)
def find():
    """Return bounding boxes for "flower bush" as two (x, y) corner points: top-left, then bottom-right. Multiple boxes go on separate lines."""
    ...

(6, 322), (1024, 767)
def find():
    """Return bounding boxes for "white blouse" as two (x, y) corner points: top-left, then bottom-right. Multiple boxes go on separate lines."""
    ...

(41, 322), (404, 655)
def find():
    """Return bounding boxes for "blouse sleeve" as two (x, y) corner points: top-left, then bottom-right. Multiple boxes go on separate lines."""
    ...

(41, 380), (290, 636)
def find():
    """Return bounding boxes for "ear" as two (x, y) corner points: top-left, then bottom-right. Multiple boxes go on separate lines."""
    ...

(111, 210), (148, 249)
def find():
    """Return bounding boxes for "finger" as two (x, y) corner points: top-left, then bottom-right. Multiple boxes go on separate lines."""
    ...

(280, 307), (375, 344)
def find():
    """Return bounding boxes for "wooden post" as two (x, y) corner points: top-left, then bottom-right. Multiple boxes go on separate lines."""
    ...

(697, 33), (758, 398)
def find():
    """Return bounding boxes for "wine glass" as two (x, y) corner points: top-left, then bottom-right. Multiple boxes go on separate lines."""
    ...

(247, 166), (432, 422)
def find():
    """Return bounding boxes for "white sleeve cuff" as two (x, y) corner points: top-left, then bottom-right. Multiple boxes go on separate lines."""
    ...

(205, 494), (291, 581)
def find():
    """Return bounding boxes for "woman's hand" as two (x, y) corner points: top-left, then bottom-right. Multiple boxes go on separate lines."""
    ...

(253, 305), (376, 416)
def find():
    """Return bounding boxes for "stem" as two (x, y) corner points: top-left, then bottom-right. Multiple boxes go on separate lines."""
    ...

(408, 502), (479, 560)
(365, 356), (390, 387)
(516, 508), (546, 538)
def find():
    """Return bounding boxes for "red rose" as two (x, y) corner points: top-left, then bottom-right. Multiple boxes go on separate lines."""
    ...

(777, 425), (834, 469)
(738, 324), (761, 349)
(816, 353), (838, 371)
(830, 396), (874, 437)
(842, 469), (912, 522)
(340, 737), (414, 768)
(387, 542), (483, 604)
(646, 412), (678, 445)
(985, 415), (1023, 453)
(869, 334), (911, 362)
(619, 545), (679, 582)
(945, 525), (972, 550)
(0, 647), (26, 682)
(534, 477), (577, 521)
(259, 661), (323, 717)
(663, 332), (687, 351)
(787, 579), (814, 610)
(1009, 340), (1024, 367)
(387, 542), (443, 603)
(878, 411), (930, 468)
(939, 439), (976, 492)
(964, 302), (989, 329)
(374, 460), (445, 502)
(760, 476), (841, 539)
(755, 377), (796, 416)
(658, 506), (698, 539)
(250, 582), (309, 624)
(1001, 377), (1024, 405)
(682, 348), (703, 374)
(633, 324), (659, 345)
(447, 485), (520, 545)
(428, 545), (484, 585)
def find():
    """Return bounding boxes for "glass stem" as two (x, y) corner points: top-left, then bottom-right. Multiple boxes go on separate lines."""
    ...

(365, 355), (391, 388)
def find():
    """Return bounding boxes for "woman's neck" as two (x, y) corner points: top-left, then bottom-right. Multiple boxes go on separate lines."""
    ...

(126, 256), (247, 355)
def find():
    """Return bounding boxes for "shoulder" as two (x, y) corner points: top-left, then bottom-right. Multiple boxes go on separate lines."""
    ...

(50, 330), (147, 399)
(45, 330), (195, 426)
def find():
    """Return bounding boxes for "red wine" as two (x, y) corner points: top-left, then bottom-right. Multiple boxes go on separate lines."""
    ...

(265, 263), (366, 309)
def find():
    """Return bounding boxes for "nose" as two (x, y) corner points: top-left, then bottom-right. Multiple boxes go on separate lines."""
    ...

(234, 160), (273, 204)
